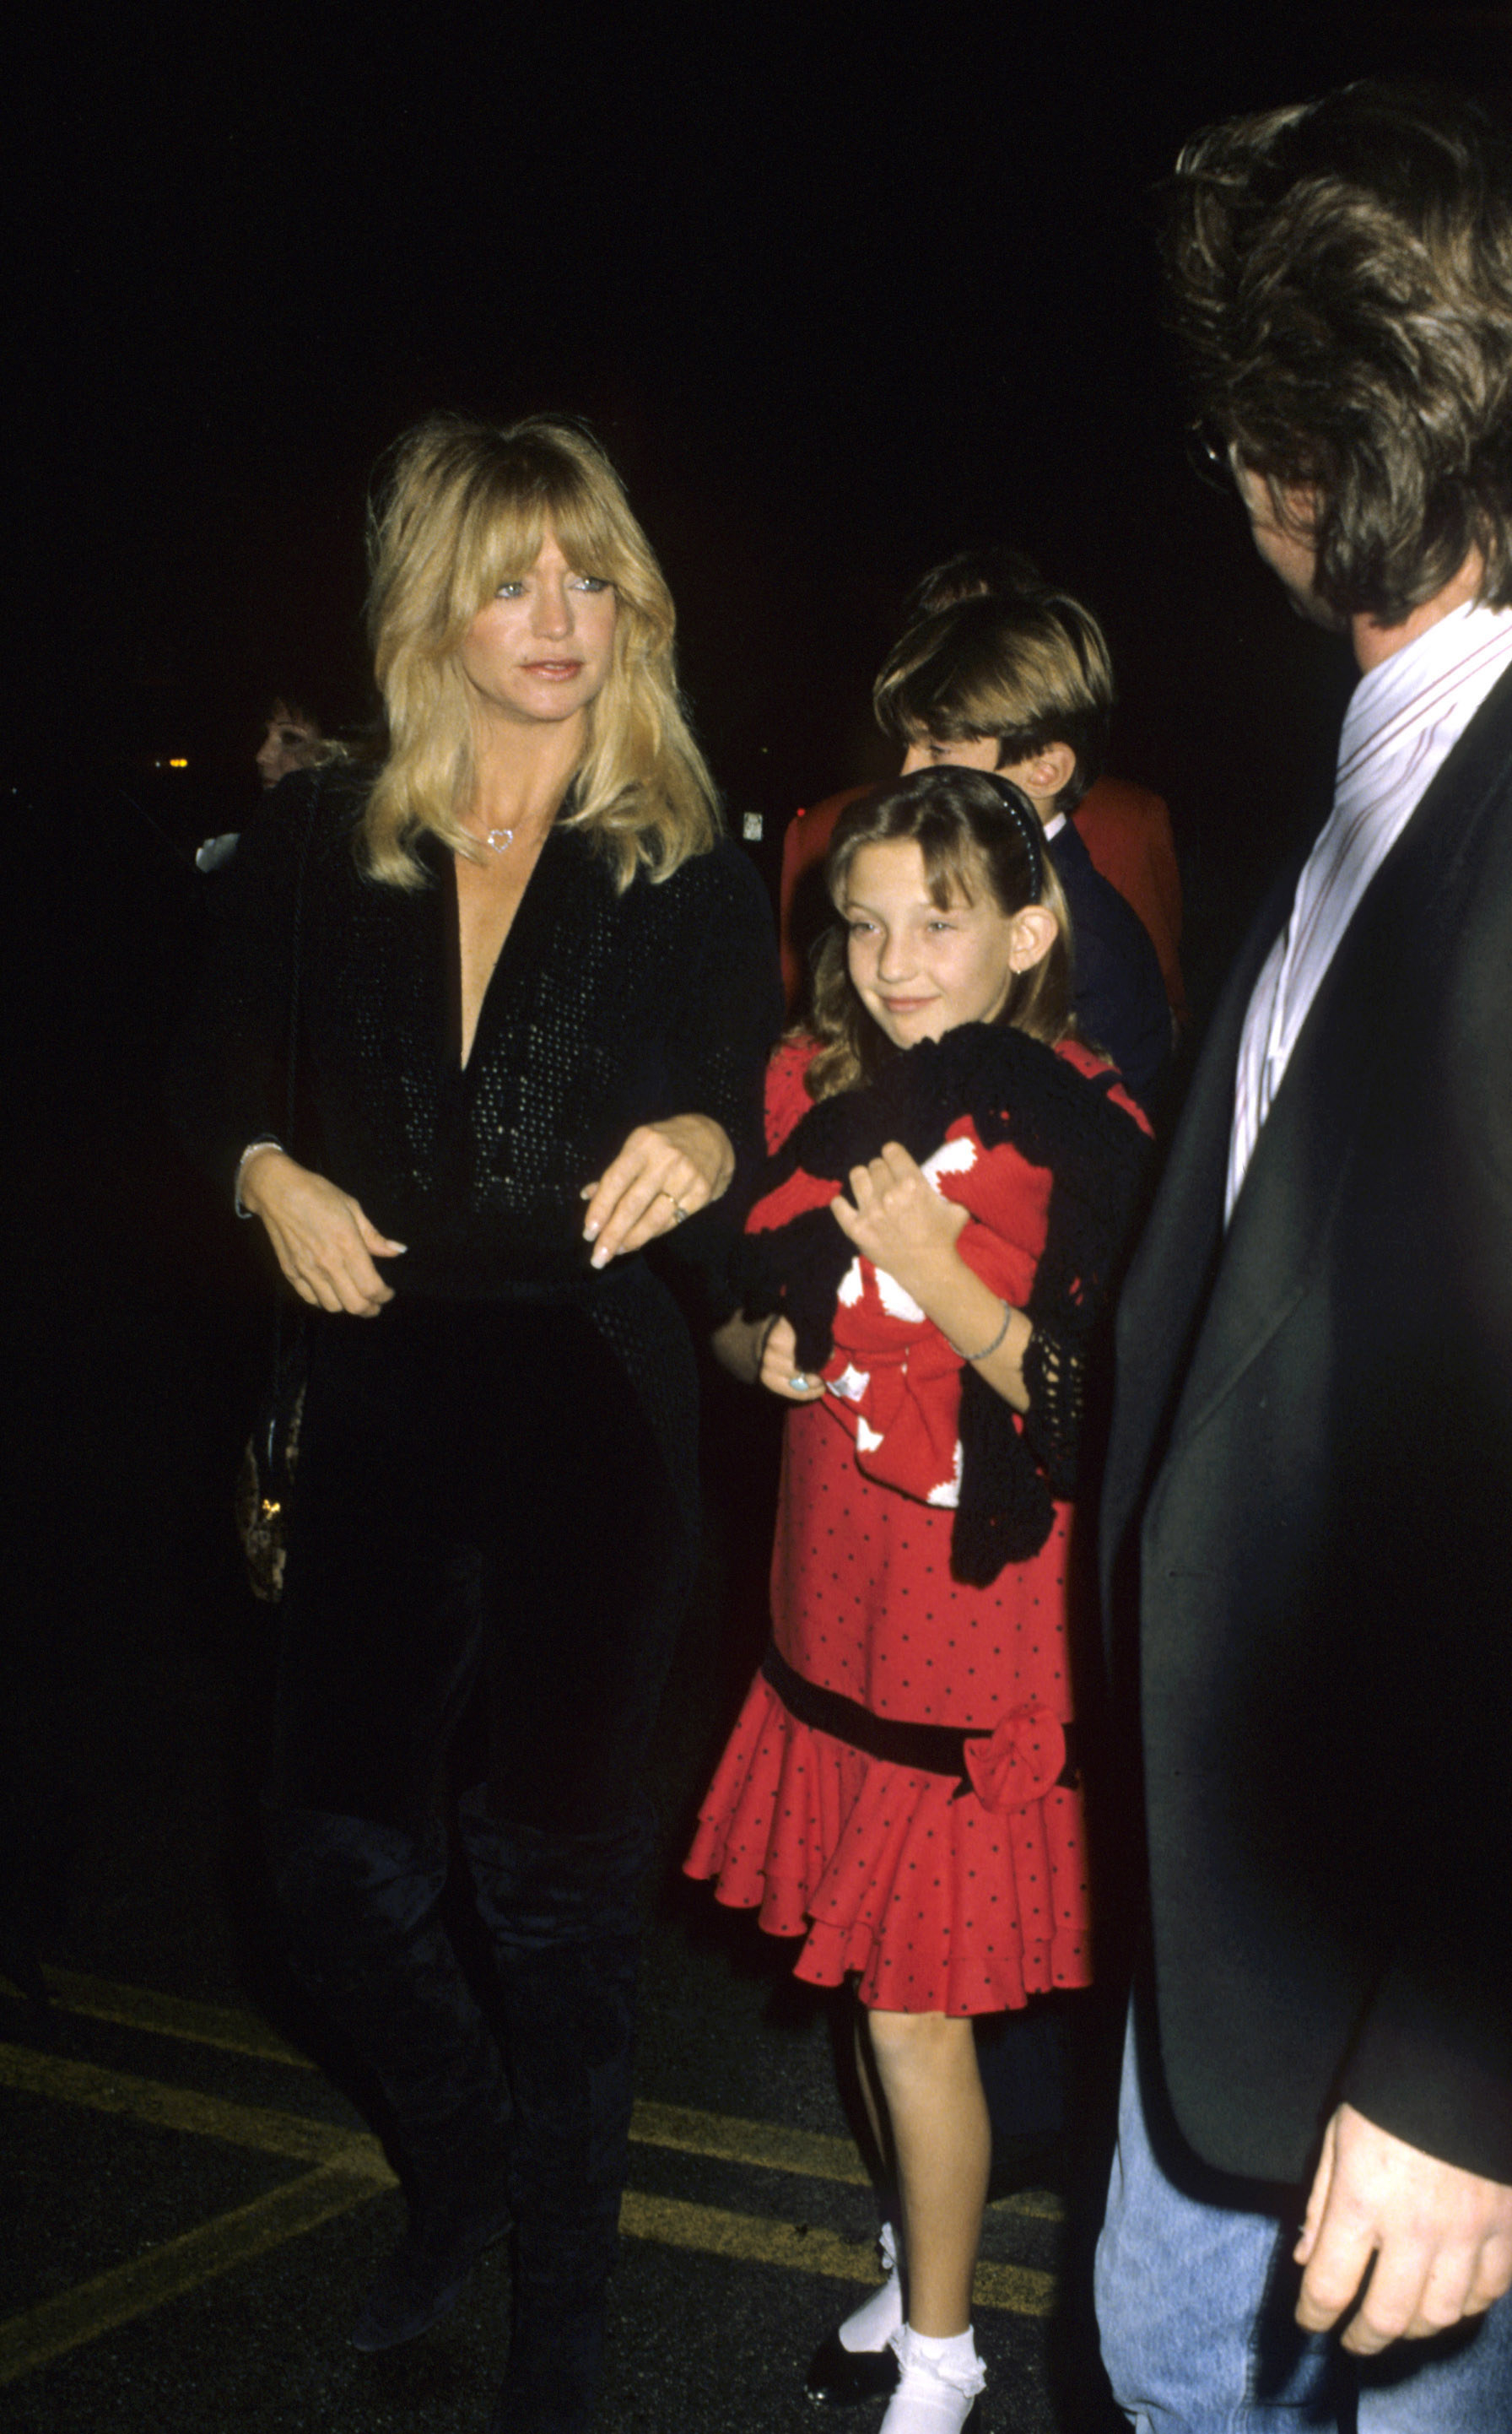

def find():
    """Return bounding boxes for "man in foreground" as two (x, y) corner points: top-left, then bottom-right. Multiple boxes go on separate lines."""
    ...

(1095, 82), (1512, 2428)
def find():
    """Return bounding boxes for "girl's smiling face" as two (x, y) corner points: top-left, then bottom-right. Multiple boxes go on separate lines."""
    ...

(841, 838), (1048, 1048)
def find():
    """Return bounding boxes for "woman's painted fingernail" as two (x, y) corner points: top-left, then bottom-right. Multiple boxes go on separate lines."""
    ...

(583, 1218), (600, 1240)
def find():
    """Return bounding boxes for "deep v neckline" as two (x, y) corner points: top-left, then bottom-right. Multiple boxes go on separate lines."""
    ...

(440, 821), (570, 1079)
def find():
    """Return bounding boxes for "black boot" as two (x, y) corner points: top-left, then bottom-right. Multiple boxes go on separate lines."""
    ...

(460, 1796), (655, 2434)
(267, 1804), (512, 2350)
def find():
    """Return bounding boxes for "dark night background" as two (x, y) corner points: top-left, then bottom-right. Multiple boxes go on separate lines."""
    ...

(3, 8), (1512, 2426)
(6, 0), (1512, 1980)
(8, 0), (1512, 1988)
(8, 4), (1510, 901)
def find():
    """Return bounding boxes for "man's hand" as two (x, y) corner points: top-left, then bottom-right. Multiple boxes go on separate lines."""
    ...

(1295, 2103), (1512, 2353)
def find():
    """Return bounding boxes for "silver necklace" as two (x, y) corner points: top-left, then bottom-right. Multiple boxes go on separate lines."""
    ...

(484, 826), (514, 852)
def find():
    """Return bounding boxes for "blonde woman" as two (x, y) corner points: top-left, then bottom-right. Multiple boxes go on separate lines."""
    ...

(175, 415), (778, 2434)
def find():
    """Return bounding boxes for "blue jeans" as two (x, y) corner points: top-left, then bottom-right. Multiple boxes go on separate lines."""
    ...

(1095, 2005), (1512, 2431)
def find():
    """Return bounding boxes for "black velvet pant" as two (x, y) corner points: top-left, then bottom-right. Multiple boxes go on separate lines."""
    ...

(265, 1286), (698, 2415)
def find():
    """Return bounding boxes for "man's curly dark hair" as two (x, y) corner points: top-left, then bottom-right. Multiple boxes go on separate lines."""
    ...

(1163, 81), (1512, 626)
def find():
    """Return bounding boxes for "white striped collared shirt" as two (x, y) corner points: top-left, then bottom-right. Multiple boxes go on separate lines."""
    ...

(1226, 601), (1512, 1223)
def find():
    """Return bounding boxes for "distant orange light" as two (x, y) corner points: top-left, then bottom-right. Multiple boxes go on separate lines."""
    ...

(170, 757), (189, 769)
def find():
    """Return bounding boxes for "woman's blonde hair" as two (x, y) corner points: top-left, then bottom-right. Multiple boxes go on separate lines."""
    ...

(360, 414), (719, 888)
(802, 766), (1077, 1102)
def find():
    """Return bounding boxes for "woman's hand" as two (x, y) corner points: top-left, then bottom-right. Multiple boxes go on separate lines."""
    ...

(829, 1141), (969, 1301)
(580, 1115), (735, 1267)
(240, 1148), (407, 1317)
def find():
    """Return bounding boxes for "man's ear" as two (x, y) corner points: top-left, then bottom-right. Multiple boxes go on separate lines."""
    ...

(1009, 906), (1060, 973)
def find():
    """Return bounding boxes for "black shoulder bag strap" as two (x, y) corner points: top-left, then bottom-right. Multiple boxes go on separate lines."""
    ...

(240, 776), (324, 1597)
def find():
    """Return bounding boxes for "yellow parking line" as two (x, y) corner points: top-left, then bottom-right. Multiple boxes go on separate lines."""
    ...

(0, 2030), (1056, 2378)
(630, 2099), (870, 2186)
(618, 2192), (1055, 2318)
(0, 2161), (381, 2386)
(14, 1976), (1060, 2218)
(630, 2103), (1054, 2224)
(0, 2043), (392, 2176)
(966, 2252), (1058, 2317)
(35, 1969), (312, 2069)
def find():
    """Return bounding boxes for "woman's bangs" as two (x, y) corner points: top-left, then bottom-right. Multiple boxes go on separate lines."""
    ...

(468, 490), (548, 605)
(462, 476), (631, 615)
(548, 480), (629, 583)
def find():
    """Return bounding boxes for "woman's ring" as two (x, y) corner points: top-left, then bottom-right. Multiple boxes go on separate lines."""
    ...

(791, 1374), (810, 1393)
(668, 1198), (688, 1225)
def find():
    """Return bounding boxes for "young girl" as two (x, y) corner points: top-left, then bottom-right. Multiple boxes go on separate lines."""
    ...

(687, 766), (1151, 2434)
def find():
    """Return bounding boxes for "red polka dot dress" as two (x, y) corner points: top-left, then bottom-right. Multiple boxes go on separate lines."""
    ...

(686, 1036), (1125, 2016)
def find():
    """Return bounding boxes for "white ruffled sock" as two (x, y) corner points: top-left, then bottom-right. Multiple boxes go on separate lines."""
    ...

(837, 2220), (904, 2352)
(878, 2324), (986, 2434)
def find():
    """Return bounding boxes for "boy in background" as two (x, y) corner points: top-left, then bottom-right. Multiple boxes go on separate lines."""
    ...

(782, 577), (1178, 1115)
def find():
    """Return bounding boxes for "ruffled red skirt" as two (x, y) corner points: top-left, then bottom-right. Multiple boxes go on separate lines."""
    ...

(684, 1671), (1090, 2015)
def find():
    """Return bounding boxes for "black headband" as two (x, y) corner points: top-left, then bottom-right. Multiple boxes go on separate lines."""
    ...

(980, 773), (1045, 903)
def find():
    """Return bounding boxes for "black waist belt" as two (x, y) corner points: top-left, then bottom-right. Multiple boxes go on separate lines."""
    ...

(760, 1644), (1078, 1792)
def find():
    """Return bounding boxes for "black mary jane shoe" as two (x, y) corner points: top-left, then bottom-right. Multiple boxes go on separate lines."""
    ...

(805, 2328), (901, 2407)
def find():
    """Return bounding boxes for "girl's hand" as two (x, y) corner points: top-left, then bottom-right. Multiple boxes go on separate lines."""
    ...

(710, 1312), (826, 1399)
(829, 1141), (1032, 1409)
(580, 1114), (736, 1267)
(830, 1140), (968, 1300)
(757, 1315), (828, 1402)
(240, 1148), (406, 1317)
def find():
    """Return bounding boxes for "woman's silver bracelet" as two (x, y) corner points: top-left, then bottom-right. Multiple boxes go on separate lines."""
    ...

(235, 1137), (284, 1218)
(945, 1300), (1014, 1364)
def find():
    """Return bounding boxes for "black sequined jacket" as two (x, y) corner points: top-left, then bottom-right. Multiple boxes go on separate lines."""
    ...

(170, 773), (782, 1307)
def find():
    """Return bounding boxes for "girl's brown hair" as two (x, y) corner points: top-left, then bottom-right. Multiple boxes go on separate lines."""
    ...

(802, 765), (1076, 1101)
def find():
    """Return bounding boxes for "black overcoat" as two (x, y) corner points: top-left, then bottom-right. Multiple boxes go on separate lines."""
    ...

(1100, 663), (1512, 2188)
